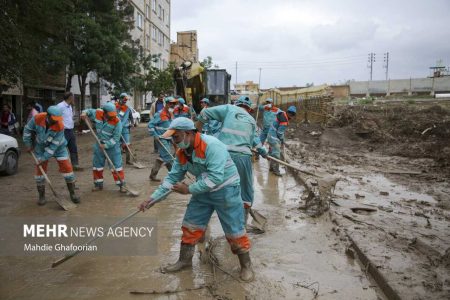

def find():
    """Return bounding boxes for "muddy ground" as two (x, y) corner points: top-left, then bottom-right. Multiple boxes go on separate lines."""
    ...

(1, 124), (380, 299)
(1, 101), (448, 299)
(285, 102), (450, 299)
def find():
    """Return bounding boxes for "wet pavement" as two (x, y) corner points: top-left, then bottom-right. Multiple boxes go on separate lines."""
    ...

(0, 125), (381, 299)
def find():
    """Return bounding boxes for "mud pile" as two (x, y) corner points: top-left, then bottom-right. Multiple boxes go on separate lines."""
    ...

(288, 104), (450, 167)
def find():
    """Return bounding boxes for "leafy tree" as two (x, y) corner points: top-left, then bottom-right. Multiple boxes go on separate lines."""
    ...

(200, 56), (219, 69)
(0, 0), (69, 94)
(64, 0), (137, 113)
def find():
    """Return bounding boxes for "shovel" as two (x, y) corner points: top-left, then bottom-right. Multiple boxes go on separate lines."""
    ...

(30, 152), (77, 211)
(84, 118), (140, 196)
(121, 135), (145, 169)
(248, 208), (267, 232)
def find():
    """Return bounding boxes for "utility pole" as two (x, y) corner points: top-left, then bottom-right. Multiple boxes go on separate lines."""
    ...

(235, 61), (238, 88)
(368, 53), (376, 80)
(258, 68), (262, 89)
(383, 52), (389, 80)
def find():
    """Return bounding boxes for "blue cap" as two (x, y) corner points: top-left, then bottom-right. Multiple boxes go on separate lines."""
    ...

(164, 96), (177, 103)
(102, 102), (116, 112)
(178, 98), (185, 105)
(120, 92), (128, 98)
(265, 98), (273, 103)
(236, 96), (253, 108)
(287, 106), (297, 114)
(161, 117), (196, 138)
(47, 105), (62, 117)
(200, 98), (210, 104)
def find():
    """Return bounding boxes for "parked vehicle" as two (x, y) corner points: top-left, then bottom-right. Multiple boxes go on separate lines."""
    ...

(0, 133), (19, 175)
(129, 107), (140, 126)
(140, 110), (151, 123)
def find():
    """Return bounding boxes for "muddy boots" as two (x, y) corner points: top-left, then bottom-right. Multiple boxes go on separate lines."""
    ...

(238, 252), (255, 282)
(92, 183), (103, 192)
(66, 182), (80, 203)
(149, 158), (163, 182)
(161, 243), (194, 273)
(37, 184), (46, 206)
(119, 183), (128, 193)
(271, 161), (282, 177)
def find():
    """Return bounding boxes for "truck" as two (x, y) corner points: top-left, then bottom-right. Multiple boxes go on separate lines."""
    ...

(173, 61), (232, 112)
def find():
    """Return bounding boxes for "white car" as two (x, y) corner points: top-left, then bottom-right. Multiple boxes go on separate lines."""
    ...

(140, 110), (151, 123)
(0, 133), (19, 175)
(129, 107), (140, 127)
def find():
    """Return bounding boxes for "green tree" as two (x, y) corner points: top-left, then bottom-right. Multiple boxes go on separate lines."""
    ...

(64, 0), (137, 113)
(0, 0), (70, 94)
(200, 56), (219, 69)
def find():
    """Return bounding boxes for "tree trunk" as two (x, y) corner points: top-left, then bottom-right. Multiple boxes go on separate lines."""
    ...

(78, 73), (87, 115)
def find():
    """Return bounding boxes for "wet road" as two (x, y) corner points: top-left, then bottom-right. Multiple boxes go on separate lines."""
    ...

(0, 125), (380, 299)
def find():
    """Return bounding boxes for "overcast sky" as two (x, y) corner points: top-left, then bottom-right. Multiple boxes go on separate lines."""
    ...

(171, 0), (450, 89)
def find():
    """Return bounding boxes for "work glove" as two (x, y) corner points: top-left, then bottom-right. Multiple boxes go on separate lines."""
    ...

(139, 197), (155, 212)
(261, 151), (268, 159)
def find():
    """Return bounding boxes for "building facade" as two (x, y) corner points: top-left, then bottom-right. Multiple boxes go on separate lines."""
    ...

(170, 31), (199, 66)
(129, 0), (171, 109)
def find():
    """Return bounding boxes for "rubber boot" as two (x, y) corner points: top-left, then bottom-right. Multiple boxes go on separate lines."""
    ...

(92, 183), (103, 192)
(149, 158), (163, 181)
(37, 185), (46, 206)
(272, 162), (282, 177)
(238, 252), (255, 282)
(66, 182), (80, 203)
(161, 243), (194, 273)
(125, 151), (132, 165)
(119, 182), (128, 193)
(269, 160), (274, 172)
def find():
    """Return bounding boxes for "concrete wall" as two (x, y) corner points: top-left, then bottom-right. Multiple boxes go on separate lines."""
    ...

(349, 77), (450, 96)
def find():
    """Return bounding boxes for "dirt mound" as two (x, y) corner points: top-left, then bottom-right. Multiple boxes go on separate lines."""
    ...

(288, 104), (450, 167)
(330, 105), (450, 166)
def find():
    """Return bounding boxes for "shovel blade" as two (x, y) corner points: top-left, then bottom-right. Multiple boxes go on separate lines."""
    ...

(54, 197), (77, 211)
(132, 162), (146, 169)
(124, 184), (140, 197)
(249, 208), (267, 231)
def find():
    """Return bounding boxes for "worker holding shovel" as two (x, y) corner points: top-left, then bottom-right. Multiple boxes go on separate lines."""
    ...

(147, 96), (177, 181)
(81, 103), (127, 192)
(267, 106), (297, 176)
(23, 106), (80, 205)
(139, 117), (255, 282)
(116, 92), (133, 165)
(196, 96), (268, 225)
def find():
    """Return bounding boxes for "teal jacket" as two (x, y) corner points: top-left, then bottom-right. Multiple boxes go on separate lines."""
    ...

(148, 109), (173, 137)
(23, 112), (67, 161)
(151, 133), (240, 200)
(259, 104), (280, 129)
(268, 110), (289, 143)
(197, 104), (267, 156)
(116, 103), (132, 128)
(84, 109), (122, 149)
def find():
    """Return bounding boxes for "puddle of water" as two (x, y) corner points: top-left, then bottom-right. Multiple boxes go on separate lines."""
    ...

(335, 172), (436, 208)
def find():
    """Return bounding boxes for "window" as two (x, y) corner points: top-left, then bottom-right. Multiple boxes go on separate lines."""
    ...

(146, 35), (150, 49)
(146, 5), (150, 18)
(152, 0), (156, 12)
(162, 9), (165, 22)
(166, 11), (170, 25)
(152, 25), (157, 41)
(136, 12), (143, 29)
(158, 5), (162, 18)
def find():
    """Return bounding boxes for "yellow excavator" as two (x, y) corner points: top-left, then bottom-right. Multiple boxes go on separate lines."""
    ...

(173, 61), (232, 112)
